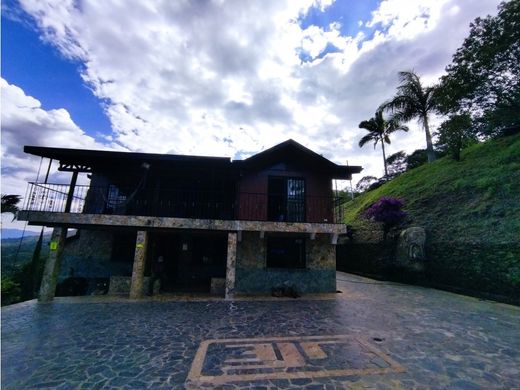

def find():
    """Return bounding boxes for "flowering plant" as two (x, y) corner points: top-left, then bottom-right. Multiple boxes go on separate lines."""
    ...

(365, 197), (407, 239)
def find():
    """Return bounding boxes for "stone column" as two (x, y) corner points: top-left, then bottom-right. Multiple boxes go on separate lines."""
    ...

(38, 227), (67, 302)
(225, 232), (237, 300)
(129, 230), (148, 299)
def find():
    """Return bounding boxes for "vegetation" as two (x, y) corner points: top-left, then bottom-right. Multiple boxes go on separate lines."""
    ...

(357, 1), (519, 175)
(344, 133), (520, 244)
(364, 197), (407, 240)
(1, 234), (50, 306)
(358, 109), (409, 177)
(381, 71), (437, 163)
(436, 0), (520, 137)
(435, 114), (477, 161)
(1, 194), (21, 215)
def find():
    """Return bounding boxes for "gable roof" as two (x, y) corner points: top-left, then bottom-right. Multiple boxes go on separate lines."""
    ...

(239, 139), (362, 179)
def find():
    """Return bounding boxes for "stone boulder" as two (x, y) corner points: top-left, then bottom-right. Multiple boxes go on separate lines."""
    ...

(396, 227), (426, 272)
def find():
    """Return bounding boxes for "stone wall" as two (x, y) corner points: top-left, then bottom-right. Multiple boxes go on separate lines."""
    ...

(59, 229), (133, 283)
(425, 242), (520, 303)
(337, 240), (520, 305)
(234, 232), (336, 294)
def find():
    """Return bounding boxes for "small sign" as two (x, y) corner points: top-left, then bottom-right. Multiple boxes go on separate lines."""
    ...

(136, 243), (144, 248)
(50, 241), (58, 250)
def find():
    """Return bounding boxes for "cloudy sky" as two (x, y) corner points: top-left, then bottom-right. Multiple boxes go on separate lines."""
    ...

(1, 0), (503, 231)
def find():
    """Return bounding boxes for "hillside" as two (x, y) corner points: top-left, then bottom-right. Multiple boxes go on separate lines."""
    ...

(340, 133), (520, 303)
(344, 133), (520, 244)
(1, 234), (51, 275)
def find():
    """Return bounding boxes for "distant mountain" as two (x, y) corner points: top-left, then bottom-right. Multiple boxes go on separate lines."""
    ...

(2, 232), (51, 275)
(1, 229), (41, 239)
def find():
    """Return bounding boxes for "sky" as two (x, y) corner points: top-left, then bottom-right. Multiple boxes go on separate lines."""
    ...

(1, 0), (503, 231)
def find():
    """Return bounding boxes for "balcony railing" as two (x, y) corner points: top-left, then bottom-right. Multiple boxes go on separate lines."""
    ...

(22, 182), (345, 223)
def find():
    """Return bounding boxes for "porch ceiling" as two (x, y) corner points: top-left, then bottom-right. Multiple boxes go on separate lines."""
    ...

(17, 211), (347, 234)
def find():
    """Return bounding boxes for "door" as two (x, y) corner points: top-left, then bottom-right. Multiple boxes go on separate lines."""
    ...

(268, 177), (305, 222)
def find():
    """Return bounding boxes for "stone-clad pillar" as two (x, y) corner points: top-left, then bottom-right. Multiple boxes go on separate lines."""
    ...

(39, 227), (67, 302)
(129, 230), (148, 299)
(225, 232), (237, 300)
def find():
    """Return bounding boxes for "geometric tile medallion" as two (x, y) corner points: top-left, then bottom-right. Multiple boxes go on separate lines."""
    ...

(187, 335), (405, 385)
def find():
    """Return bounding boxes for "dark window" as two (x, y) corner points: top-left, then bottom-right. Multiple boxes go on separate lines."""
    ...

(105, 185), (127, 214)
(266, 237), (306, 269)
(111, 232), (136, 263)
(268, 177), (305, 222)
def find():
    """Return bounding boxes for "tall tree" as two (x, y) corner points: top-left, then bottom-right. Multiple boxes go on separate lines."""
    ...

(382, 71), (437, 163)
(358, 109), (409, 177)
(436, 0), (520, 137)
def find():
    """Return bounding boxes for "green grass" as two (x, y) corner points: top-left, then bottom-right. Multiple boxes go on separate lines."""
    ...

(344, 133), (520, 244)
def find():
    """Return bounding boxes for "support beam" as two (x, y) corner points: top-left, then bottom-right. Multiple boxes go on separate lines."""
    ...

(310, 232), (316, 240)
(237, 230), (242, 242)
(259, 231), (265, 239)
(64, 171), (79, 213)
(38, 227), (67, 302)
(225, 232), (237, 300)
(129, 230), (148, 299)
(331, 233), (339, 245)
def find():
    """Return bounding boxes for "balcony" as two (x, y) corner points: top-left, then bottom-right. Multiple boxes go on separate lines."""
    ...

(21, 182), (345, 224)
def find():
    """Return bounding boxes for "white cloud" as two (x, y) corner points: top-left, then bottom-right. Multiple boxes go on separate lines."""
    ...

(8, 0), (503, 192)
(0, 78), (117, 231)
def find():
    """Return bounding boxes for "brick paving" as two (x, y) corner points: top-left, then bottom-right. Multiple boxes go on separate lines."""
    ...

(2, 272), (519, 389)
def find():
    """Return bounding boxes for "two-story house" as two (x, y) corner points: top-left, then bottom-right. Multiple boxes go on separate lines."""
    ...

(17, 140), (361, 301)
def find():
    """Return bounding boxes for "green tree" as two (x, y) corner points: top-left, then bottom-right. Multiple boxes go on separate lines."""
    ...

(382, 71), (437, 163)
(436, 0), (520, 136)
(1, 194), (21, 215)
(385, 151), (408, 178)
(356, 176), (378, 193)
(358, 109), (409, 177)
(436, 113), (477, 161)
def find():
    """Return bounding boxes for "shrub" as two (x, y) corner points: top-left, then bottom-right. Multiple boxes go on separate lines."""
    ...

(365, 197), (407, 240)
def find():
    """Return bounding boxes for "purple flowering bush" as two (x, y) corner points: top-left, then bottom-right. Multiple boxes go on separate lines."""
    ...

(365, 197), (407, 239)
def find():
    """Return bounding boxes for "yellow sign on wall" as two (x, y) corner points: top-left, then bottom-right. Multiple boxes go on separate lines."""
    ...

(50, 241), (58, 250)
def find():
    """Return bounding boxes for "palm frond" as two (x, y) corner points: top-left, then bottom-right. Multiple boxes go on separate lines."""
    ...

(358, 133), (377, 148)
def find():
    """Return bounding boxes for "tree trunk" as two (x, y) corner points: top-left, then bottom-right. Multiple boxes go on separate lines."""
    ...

(424, 115), (436, 163)
(381, 137), (388, 177)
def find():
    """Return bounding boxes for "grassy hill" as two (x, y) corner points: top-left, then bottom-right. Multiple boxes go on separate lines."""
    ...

(340, 133), (520, 303)
(344, 133), (520, 244)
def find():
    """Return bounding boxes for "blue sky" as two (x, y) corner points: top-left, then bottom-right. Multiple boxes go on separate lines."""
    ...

(1, 13), (111, 140)
(1, 0), (503, 232)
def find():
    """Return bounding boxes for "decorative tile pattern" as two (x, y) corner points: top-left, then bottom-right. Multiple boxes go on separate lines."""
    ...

(187, 335), (404, 385)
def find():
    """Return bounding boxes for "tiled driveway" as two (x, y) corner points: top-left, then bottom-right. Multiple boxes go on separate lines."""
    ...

(2, 272), (519, 389)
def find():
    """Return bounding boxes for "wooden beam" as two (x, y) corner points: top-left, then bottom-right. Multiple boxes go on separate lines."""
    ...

(64, 171), (78, 213)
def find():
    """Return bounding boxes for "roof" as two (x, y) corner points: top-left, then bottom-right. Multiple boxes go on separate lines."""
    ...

(239, 139), (362, 179)
(24, 140), (362, 179)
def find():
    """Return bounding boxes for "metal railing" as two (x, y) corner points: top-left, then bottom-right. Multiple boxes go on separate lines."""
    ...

(22, 182), (345, 223)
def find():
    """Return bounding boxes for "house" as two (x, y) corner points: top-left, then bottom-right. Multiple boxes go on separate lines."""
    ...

(17, 140), (362, 301)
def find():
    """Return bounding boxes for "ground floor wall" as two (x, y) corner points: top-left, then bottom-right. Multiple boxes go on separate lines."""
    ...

(58, 230), (133, 295)
(56, 228), (337, 296)
(235, 232), (336, 294)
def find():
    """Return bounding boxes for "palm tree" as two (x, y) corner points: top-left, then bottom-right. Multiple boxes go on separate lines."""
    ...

(382, 70), (437, 162)
(1, 194), (21, 215)
(359, 109), (409, 177)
